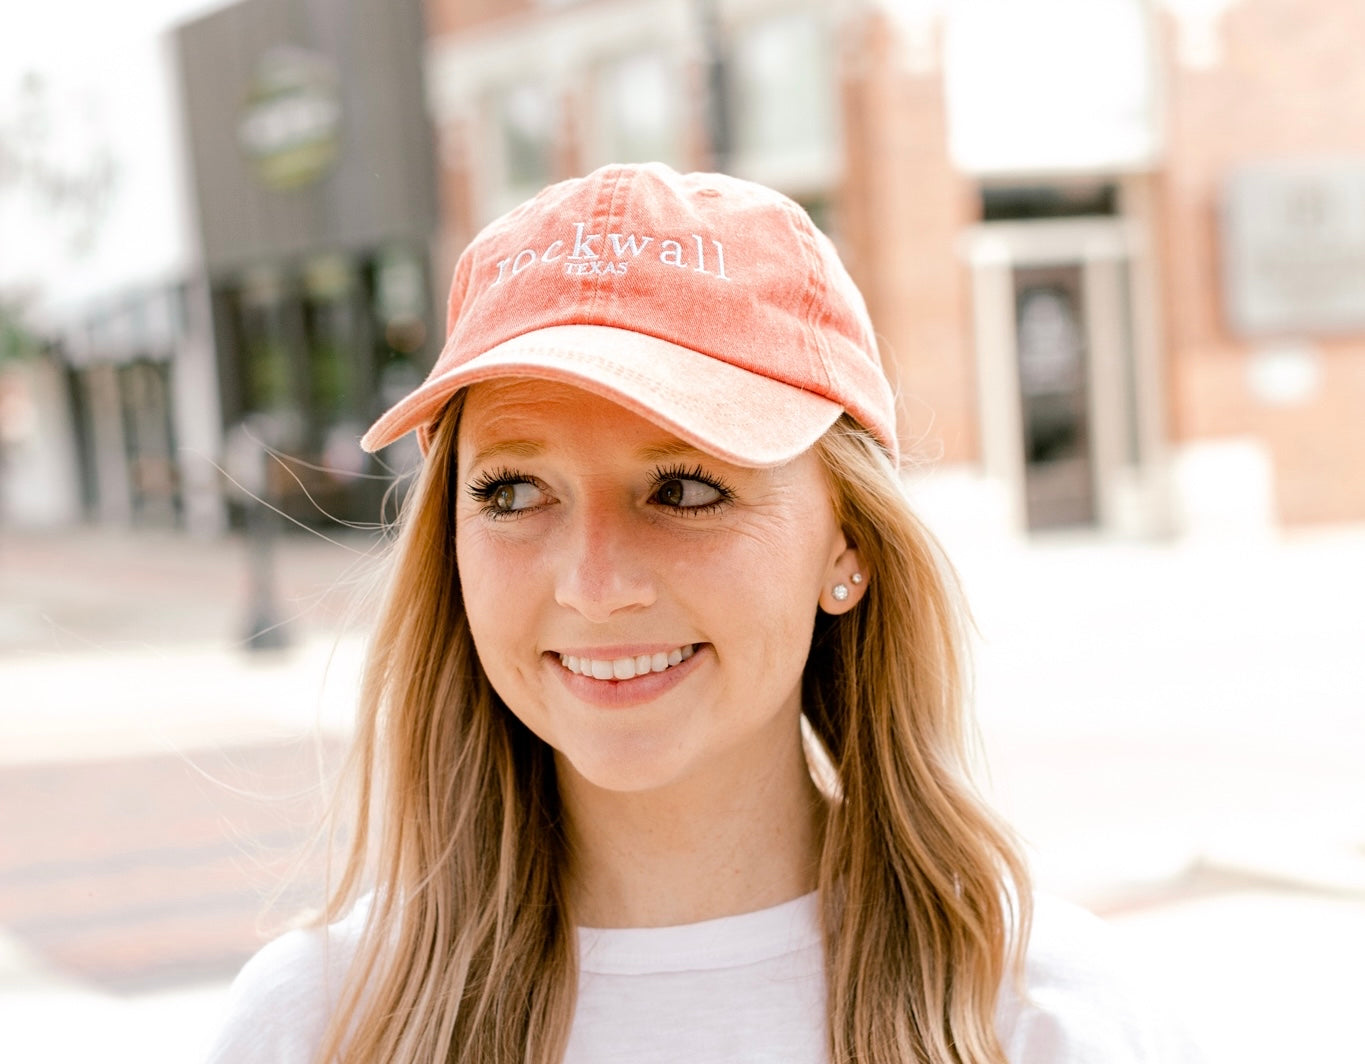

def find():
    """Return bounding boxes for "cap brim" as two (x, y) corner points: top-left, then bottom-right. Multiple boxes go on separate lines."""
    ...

(361, 324), (843, 468)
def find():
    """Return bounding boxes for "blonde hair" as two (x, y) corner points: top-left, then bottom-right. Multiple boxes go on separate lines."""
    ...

(315, 403), (1030, 1063)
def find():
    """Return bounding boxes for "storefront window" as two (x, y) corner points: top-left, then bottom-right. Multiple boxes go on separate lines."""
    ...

(591, 50), (679, 167)
(302, 254), (357, 423)
(238, 269), (297, 417)
(730, 11), (833, 170)
(243, 330), (293, 413)
(495, 81), (555, 201)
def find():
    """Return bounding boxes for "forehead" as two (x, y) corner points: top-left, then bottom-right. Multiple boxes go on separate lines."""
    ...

(454, 377), (837, 502)
(458, 378), (705, 460)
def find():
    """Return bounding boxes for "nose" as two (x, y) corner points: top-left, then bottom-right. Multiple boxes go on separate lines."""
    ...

(553, 499), (656, 622)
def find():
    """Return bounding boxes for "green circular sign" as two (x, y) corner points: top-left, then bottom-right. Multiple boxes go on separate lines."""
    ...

(238, 47), (342, 191)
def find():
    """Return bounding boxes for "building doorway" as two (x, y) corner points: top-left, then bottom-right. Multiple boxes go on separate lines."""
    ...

(965, 211), (1168, 537)
(1013, 264), (1094, 529)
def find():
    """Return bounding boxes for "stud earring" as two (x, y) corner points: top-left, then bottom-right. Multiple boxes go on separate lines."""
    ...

(850, 572), (863, 585)
(832, 583), (850, 602)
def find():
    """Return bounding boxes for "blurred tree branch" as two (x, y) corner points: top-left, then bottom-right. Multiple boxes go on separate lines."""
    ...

(0, 70), (118, 258)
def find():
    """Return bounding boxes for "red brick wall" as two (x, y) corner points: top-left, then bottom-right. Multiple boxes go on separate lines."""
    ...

(1159, 0), (1365, 523)
(838, 12), (978, 465)
(425, 0), (536, 37)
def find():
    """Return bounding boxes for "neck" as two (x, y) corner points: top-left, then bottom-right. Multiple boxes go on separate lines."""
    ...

(559, 725), (826, 929)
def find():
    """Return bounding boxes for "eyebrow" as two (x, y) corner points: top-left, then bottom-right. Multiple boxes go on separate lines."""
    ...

(467, 439), (544, 467)
(637, 440), (712, 463)
(467, 437), (712, 468)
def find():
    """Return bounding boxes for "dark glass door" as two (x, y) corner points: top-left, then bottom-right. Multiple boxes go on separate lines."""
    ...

(1013, 264), (1095, 529)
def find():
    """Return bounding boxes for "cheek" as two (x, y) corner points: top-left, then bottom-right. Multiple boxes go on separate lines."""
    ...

(456, 525), (531, 669)
(458, 571), (545, 731)
(673, 522), (829, 647)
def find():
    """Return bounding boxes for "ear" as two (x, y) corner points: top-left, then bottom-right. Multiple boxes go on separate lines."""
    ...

(818, 541), (868, 615)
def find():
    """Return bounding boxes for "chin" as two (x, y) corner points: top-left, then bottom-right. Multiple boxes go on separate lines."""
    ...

(556, 744), (695, 796)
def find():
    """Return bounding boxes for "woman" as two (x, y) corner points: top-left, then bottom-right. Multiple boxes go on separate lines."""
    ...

(207, 163), (1193, 1063)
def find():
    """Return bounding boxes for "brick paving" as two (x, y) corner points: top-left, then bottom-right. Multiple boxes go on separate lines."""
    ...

(0, 739), (345, 992)
(1, 526), (365, 995)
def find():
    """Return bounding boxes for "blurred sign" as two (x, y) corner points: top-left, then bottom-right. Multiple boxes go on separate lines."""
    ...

(177, 0), (436, 274)
(1222, 160), (1365, 335)
(237, 47), (342, 191)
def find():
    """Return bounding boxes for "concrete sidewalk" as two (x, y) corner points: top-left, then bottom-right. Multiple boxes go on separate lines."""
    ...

(2, 523), (1363, 1062)
(952, 526), (1365, 1062)
(0, 524), (380, 658)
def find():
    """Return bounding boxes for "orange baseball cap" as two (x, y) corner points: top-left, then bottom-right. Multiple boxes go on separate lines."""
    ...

(361, 163), (898, 467)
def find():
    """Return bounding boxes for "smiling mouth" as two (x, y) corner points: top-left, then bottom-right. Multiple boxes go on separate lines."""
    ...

(558, 644), (697, 681)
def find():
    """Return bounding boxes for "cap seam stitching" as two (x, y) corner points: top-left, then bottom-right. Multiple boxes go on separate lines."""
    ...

(786, 201), (837, 401)
(589, 166), (632, 319)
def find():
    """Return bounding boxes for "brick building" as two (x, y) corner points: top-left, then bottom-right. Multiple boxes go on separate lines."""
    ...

(417, 0), (1365, 536)
(1158, 0), (1365, 528)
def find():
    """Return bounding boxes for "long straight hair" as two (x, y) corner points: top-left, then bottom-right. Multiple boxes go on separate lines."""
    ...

(314, 403), (1030, 1063)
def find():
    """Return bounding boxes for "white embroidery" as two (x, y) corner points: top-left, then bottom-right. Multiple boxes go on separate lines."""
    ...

(489, 221), (730, 288)
(565, 260), (629, 277)
(609, 233), (653, 257)
(569, 222), (600, 261)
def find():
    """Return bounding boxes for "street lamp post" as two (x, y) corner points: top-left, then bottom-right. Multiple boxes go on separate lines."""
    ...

(225, 415), (290, 652)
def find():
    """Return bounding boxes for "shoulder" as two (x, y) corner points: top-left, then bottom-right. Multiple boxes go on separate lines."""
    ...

(994, 895), (1205, 1064)
(203, 901), (369, 1064)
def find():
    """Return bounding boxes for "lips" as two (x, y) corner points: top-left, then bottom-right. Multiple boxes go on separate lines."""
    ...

(558, 644), (697, 681)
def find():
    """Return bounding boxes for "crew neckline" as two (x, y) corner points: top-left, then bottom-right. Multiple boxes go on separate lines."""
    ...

(576, 891), (822, 975)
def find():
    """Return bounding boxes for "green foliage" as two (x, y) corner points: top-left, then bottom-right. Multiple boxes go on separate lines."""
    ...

(0, 304), (39, 364)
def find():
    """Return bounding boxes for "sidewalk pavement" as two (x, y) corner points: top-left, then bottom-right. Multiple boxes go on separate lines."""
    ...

(951, 526), (1365, 1063)
(2, 522), (1364, 1062)
(1, 526), (371, 1063)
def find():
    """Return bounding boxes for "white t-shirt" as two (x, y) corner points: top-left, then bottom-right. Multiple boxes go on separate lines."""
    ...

(204, 893), (1200, 1063)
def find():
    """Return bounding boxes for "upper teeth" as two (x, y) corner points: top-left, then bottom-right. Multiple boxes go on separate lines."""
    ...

(559, 644), (695, 680)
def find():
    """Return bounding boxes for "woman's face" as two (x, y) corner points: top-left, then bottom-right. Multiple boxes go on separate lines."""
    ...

(454, 378), (856, 797)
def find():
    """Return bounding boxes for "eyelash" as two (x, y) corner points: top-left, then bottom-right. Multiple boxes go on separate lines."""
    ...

(467, 466), (539, 519)
(648, 464), (735, 515)
(465, 464), (736, 519)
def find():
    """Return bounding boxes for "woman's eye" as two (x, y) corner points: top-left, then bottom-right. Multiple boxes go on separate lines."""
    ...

(471, 476), (547, 515)
(652, 477), (724, 509)
(493, 483), (530, 511)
